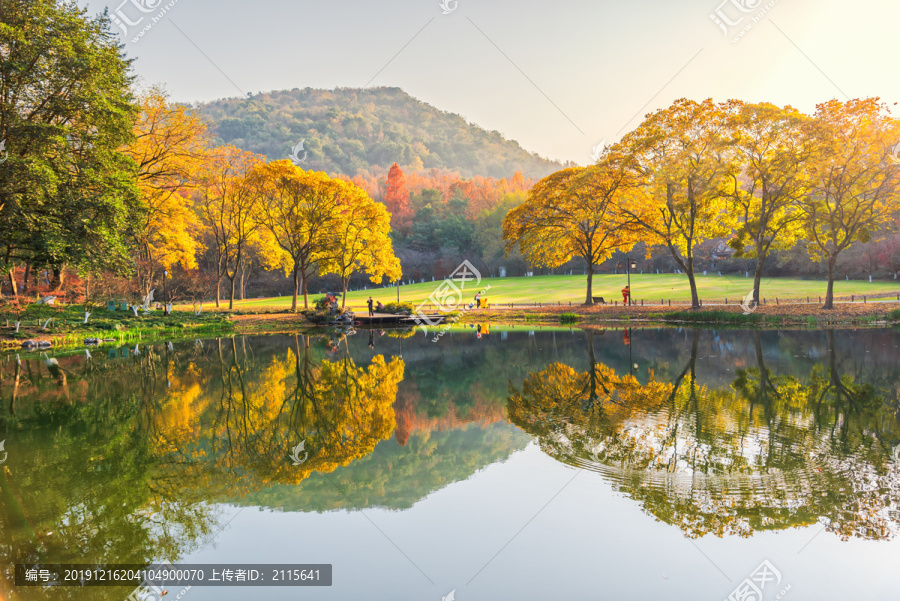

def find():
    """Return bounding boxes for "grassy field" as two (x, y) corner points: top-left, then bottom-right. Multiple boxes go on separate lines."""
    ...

(207, 274), (900, 311)
(1, 304), (233, 348)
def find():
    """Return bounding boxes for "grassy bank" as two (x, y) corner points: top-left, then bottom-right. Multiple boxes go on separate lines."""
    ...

(207, 274), (900, 312)
(6, 290), (900, 352)
(1, 305), (234, 349)
(452, 302), (900, 328)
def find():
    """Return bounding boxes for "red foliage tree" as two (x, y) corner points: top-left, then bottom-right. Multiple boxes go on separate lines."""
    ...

(393, 388), (416, 446)
(384, 163), (412, 234)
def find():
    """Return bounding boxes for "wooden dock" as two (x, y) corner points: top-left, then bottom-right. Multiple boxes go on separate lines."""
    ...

(353, 312), (446, 327)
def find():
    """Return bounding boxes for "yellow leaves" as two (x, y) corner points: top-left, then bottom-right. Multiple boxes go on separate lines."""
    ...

(798, 99), (900, 266)
(317, 179), (402, 287)
(618, 99), (737, 261)
(502, 162), (638, 270)
(125, 88), (211, 269)
(508, 360), (674, 433)
(145, 341), (405, 489)
(197, 146), (267, 281)
(249, 162), (349, 274)
(282, 352), (405, 481)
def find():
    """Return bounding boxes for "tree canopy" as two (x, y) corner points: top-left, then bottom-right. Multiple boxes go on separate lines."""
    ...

(0, 0), (138, 291)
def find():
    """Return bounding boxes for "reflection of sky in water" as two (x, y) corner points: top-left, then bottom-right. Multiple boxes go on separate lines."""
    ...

(178, 444), (900, 600)
(3, 328), (900, 600)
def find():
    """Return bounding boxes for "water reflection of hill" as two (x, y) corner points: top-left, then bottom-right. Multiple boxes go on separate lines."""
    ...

(4, 326), (900, 595)
(237, 422), (529, 512)
(0, 332), (529, 589)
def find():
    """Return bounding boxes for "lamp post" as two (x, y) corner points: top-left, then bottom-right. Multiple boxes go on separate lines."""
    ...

(625, 256), (637, 306)
(163, 270), (168, 316)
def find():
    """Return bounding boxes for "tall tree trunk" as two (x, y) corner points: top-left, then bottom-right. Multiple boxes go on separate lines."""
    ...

(341, 277), (348, 309)
(50, 266), (64, 291)
(229, 277), (236, 310)
(668, 240), (700, 309)
(753, 255), (765, 305)
(7, 269), (17, 298)
(216, 278), (221, 308)
(291, 266), (299, 313)
(302, 272), (309, 309)
(22, 263), (30, 294)
(239, 267), (246, 300)
(823, 255), (836, 309)
(681, 246), (700, 309)
(584, 262), (594, 305)
(686, 267), (700, 309)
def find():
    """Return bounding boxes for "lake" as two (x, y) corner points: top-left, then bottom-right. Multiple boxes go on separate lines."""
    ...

(3, 326), (900, 600)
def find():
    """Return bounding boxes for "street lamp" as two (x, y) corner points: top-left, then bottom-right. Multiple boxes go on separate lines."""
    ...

(163, 270), (168, 316)
(625, 257), (637, 306)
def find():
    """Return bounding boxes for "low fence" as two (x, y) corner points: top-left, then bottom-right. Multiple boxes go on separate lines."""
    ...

(430, 294), (900, 310)
(319, 292), (900, 314)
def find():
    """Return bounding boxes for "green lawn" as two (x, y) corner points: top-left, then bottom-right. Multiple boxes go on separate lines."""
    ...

(212, 274), (900, 311)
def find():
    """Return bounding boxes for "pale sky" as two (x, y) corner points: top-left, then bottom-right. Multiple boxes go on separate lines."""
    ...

(84, 0), (899, 165)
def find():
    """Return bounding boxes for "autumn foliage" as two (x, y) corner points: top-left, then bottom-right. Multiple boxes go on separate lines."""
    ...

(504, 98), (900, 307)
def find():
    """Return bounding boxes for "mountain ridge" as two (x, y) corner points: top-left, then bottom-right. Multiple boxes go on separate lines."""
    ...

(196, 86), (564, 179)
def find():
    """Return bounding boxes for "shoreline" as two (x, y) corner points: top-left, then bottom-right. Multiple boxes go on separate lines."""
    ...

(452, 301), (900, 328)
(3, 301), (899, 352)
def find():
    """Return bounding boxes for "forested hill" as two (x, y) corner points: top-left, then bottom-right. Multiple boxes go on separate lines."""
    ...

(196, 87), (563, 179)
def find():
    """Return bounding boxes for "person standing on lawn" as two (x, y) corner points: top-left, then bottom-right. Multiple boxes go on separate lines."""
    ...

(367, 296), (374, 316)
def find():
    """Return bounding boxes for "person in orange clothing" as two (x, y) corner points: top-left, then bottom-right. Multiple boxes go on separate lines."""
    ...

(621, 285), (630, 305)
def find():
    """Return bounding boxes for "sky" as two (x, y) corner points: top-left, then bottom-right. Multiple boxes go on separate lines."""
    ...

(83, 0), (900, 165)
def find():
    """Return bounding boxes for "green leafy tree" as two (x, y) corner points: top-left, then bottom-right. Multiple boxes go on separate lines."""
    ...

(0, 0), (139, 294)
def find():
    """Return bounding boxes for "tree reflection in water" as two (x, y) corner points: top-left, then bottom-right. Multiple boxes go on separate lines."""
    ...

(0, 334), (404, 598)
(508, 328), (900, 540)
(3, 327), (900, 598)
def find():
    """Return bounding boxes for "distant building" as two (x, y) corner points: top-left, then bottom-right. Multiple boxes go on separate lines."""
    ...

(711, 241), (735, 269)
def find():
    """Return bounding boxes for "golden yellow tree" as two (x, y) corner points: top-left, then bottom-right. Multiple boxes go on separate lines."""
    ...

(122, 88), (211, 297)
(147, 336), (405, 489)
(799, 98), (900, 308)
(724, 101), (812, 304)
(502, 163), (638, 305)
(249, 162), (345, 311)
(318, 180), (402, 308)
(618, 99), (736, 309)
(197, 147), (266, 309)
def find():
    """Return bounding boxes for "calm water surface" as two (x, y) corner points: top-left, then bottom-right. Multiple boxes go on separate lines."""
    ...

(2, 326), (900, 600)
